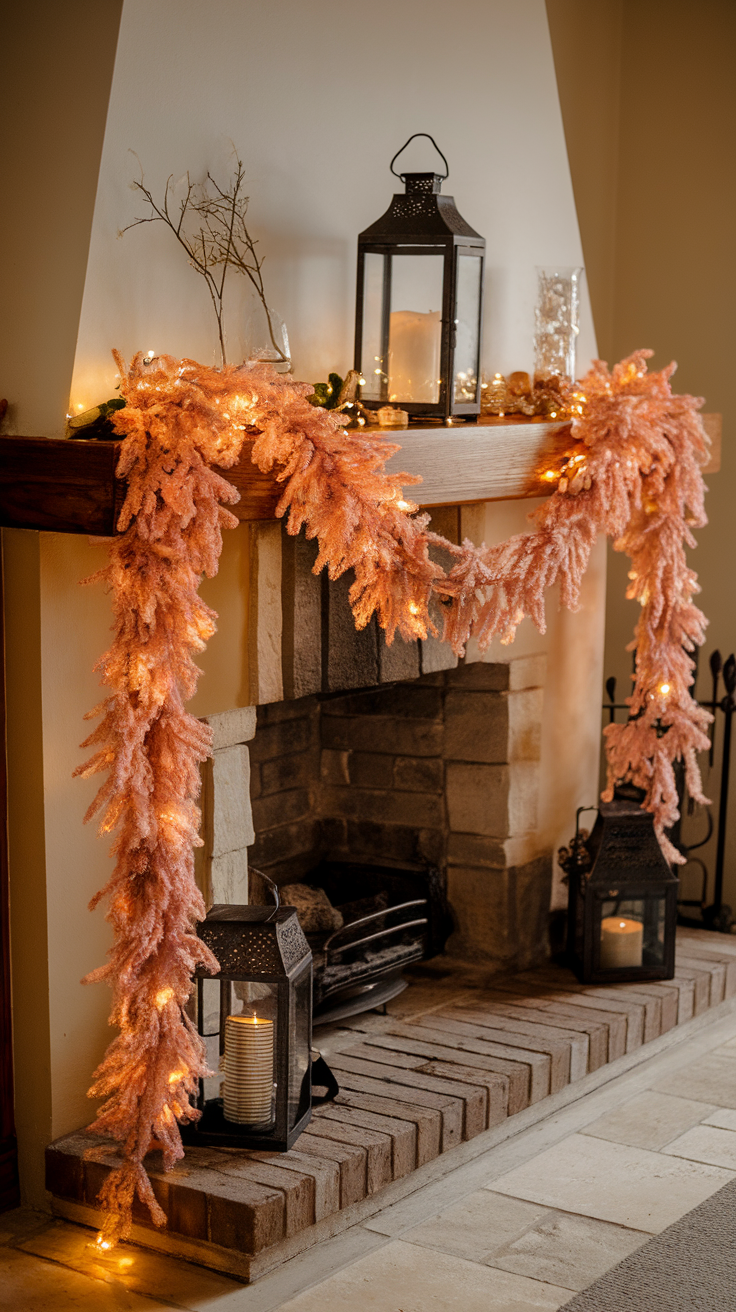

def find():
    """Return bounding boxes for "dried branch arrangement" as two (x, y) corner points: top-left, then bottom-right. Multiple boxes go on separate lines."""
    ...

(81, 346), (708, 1243)
(122, 156), (287, 367)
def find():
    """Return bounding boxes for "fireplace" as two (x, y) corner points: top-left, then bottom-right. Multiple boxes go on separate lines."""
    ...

(197, 646), (555, 979)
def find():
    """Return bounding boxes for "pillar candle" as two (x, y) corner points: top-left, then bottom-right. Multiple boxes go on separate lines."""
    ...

(599, 917), (643, 969)
(388, 309), (441, 403)
(222, 1013), (274, 1125)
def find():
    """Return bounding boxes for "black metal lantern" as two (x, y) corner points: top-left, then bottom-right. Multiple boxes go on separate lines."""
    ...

(564, 797), (679, 984)
(355, 134), (485, 423)
(185, 904), (313, 1150)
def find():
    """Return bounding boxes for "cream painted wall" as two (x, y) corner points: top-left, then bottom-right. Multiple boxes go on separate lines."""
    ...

(547, 0), (736, 915)
(3, 0), (605, 1205)
(70, 0), (596, 408)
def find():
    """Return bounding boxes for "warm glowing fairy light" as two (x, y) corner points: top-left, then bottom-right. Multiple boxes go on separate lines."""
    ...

(396, 499), (411, 512)
(408, 602), (420, 615)
(659, 682), (671, 696)
(155, 987), (175, 1010)
(95, 1235), (112, 1251)
(543, 470), (557, 481)
(168, 1068), (187, 1084)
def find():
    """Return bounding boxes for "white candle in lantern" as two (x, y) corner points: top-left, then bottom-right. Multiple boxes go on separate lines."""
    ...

(222, 1013), (274, 1125)
(388, 309), (441, 403)
(600, 917), (644, 969)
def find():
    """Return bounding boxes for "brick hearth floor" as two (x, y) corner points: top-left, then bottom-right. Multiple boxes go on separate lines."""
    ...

(5, 927), (736, 1309)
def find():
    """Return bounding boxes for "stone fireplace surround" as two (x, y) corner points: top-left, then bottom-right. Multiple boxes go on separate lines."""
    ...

(195, 511), (559, 970)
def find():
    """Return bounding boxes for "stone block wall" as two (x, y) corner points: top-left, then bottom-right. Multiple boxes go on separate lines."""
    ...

(235, 655), (552, 971)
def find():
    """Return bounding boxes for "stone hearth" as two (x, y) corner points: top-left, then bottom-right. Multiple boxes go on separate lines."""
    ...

(46, 930), (736, 1283)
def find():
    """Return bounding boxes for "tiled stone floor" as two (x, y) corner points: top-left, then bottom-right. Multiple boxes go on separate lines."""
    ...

(6, 950), (736, 1308)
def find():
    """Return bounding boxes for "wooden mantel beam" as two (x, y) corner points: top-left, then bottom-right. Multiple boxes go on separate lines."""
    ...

(0, 415), (720, 536)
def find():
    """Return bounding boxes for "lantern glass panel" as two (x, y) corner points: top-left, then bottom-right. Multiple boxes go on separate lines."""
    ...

(222, 984), (277, 1129)
(360, 252), (387, 402)
(289, 964), (312, 1128)
(453, 252), (483, 405)
(595, 894), (667, 971)
(388, 254), (444, 404)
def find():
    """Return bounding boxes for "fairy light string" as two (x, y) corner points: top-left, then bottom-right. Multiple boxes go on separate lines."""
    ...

(80, 346), (709, 1244)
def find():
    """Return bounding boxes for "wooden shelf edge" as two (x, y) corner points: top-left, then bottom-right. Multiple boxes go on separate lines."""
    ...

(0, 423), (576, 536)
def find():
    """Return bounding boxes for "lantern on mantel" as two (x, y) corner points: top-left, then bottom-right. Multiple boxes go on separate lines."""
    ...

(185, 902), (314, 1151)
(354, 133), (485, 424)
(562, 795), (679, 984)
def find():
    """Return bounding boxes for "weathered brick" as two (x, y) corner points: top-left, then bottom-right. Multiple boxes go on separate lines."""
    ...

(282, 531), (322, 700)
(513, 853), (554, 968)
(202, 706), (257, 750)
(258, 695), (319, 725)
(508, 688), (543, 761)
(447, 832), (506, 868)
(446, 661), (509, 691)
(379, 629), (421, 682)
(208, 848), (249, 905)
(320, 749), (350, 785)
(248, 715), (314, 762)
(320, 785), (441, 829)
(248, 818), (320, 869)
(251, 787), (311, 832)
(394, 756), (444, 794)
(205, 745), (254, 857)
(349, 752), (395, 789)
(323, 684), (443, 720)
(509, 762), (539, 834)
(345, 820), (433, 866)
(261, 750), (316, 795)
(443, 690), (509, 763)
(322, 715), (442, 757)
(417, 827), (446, 866)
(446, 762), (510, 836)
(326, 571), (379, 692)
(445, 866), (516, 965)
(248, 520), (283, 706)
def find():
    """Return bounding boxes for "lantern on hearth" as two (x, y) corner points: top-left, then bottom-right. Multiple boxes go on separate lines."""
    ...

(563, 796), (679, 984)
(355, 133), (485, 423)
(185, 903), (313, 1150)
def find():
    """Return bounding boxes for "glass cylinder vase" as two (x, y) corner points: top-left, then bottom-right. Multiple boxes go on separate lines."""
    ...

(243, 303), (292, 373)
(533, 266), (583, 384)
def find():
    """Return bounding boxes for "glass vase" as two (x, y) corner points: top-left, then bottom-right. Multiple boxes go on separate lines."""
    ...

(533, 266), (583, 384)
(243, 303), (292, 372)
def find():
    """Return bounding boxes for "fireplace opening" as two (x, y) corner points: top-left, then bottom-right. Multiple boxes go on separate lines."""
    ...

(244, 657), (553, 1000)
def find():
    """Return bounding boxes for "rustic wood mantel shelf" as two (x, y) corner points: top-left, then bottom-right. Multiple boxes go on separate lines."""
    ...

(0, 421), (574, 536)
(0, 414), (720, 536)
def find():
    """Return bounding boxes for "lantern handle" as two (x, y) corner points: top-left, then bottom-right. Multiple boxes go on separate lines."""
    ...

(390, 133), (449, 182)
(249, 865), (281, 919)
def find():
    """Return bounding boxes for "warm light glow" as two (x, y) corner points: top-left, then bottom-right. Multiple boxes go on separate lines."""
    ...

(408, 602), (420, 615)
(659, 683), (671, 696)
(168, 1068), (187, 1084)
(550, 411), (558, 418)
(76, 403), (85, 411)
(155, 987), (175, 1010)
(146, 350), (155, 359)
(359, 377), (366, 386)
(118, 1257), (134, 1269)
(543, 470), (557, 481)
(95, 1235), (112, 1251)
(396, 499), (411, 512)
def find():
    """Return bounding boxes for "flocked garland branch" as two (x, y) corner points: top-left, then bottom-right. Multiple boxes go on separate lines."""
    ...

(80, 346), (710, 1243)
(435, 350), (712, 859)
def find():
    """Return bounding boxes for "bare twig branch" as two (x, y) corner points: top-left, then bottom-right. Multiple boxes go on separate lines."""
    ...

(120, 155), (287, 367)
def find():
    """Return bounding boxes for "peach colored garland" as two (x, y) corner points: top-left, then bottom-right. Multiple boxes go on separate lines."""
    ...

(80, 347), (709, 1243)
